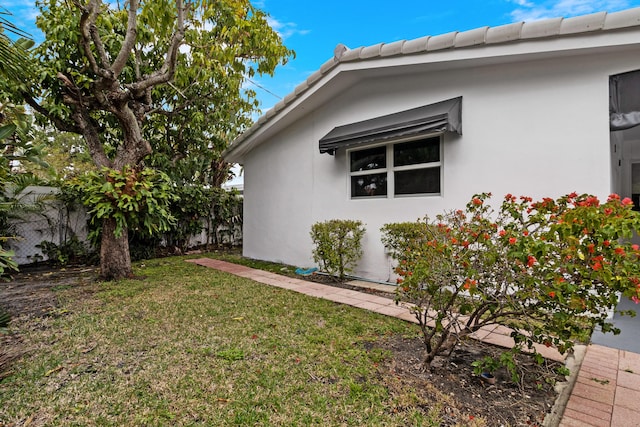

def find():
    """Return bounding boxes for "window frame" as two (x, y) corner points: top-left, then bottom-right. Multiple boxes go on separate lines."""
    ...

(347, 134), (443, 199)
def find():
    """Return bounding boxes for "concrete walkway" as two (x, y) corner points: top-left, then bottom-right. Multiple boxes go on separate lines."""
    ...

(186, 258), (640, 426)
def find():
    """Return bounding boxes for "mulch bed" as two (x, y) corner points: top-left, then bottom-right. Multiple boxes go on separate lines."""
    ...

(371, 335), (563, 426)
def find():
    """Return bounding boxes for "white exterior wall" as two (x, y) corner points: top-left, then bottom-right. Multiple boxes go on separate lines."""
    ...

(242, 50), (640, 282)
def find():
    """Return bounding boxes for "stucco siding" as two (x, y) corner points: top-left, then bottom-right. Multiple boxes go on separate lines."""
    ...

(242, 117), (316, 267)
(242, 49), (640, 282)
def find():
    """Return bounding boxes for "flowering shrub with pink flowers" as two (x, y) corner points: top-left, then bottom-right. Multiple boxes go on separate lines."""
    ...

(381, 193), (640, 370)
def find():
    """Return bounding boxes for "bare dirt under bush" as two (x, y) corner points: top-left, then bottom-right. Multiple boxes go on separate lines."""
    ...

(300, 273), (565, 426)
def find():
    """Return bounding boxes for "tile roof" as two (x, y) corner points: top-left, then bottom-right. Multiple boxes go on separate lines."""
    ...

(225, 7), (640, 160)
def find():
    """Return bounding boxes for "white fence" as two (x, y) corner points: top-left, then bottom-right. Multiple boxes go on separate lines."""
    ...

(7, 186), (89, 265)
(6, 186), (242, 265)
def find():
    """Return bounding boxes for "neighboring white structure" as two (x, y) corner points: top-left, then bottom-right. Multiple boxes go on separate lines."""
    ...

(224, 8), (640, 282)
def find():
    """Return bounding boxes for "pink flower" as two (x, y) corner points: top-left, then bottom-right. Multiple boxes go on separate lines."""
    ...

(499, 230), (506, 237)
(472, 198), (483, 205)
(622, 197), (634, 206)
(632, 295), (640, 305)
(509, 237), (517, 245)
(527, 255), (536, 267)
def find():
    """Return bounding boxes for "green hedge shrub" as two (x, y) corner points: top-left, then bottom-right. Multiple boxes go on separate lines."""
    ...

(310, 219), (365, 281)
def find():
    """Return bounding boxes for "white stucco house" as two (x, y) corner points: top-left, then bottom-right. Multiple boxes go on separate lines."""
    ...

(224, 8), (640, 283)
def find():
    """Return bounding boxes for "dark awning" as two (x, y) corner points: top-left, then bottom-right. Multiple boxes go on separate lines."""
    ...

(319, 96), (462, 155)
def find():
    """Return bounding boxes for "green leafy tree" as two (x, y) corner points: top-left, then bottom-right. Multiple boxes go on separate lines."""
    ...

(207, 187), (243, 247)
(68, 166), (176, 269)
(22, 0), (292, 279)
(28, 128), (95, 181)
(383, 193), (640, 370)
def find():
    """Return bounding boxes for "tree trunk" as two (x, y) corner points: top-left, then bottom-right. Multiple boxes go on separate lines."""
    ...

(100, 217), (133, 280)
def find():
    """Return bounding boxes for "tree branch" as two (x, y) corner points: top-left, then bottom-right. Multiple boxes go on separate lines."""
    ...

(73, 109), (112, 168)
(22, 92), (82, 134)
(78, 0), (112, 79)
(111, 0), (139, 76)
(111, 103), (151, 168)
(126, 0), (186, 93)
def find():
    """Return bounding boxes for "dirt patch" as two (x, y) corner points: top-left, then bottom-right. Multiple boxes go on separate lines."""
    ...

(0, 264), (99, 381)
(0, 264), (98, 319)
(370, 335), (563, 426)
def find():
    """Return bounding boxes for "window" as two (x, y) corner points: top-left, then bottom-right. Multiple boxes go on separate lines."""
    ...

(349, 136), (441, 198)
(632, 162), (640, 211)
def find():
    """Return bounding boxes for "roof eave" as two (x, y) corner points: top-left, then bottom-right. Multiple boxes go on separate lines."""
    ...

(223, 7), (640, 164)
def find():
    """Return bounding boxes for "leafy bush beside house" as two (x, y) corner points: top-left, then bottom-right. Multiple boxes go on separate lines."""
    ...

(128, 185), (243, 259)
(311, 219), (365, 281)
(380, 221), (432, 264)
(382, 193), (640, 370)
(208, 187), (243, 247)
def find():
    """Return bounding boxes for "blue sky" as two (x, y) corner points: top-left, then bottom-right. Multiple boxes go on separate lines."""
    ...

(251, 0), (640, 111)
(4, 0), (640, 113)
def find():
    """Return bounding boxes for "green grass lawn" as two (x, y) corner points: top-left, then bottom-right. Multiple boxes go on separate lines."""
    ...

(0, 256), (452, 426)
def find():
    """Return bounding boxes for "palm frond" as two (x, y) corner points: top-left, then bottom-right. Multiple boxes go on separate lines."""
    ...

(0, 9), (34, 83)
(0, 8), (32, 39)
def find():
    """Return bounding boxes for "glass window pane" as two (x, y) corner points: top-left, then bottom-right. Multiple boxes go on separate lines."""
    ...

(632, 163), (640, 211)
(394, 137), (439, 167)
(350, 146), (386, 172)
(351, 173), (387, 197)
(395, 167), (440, 195)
